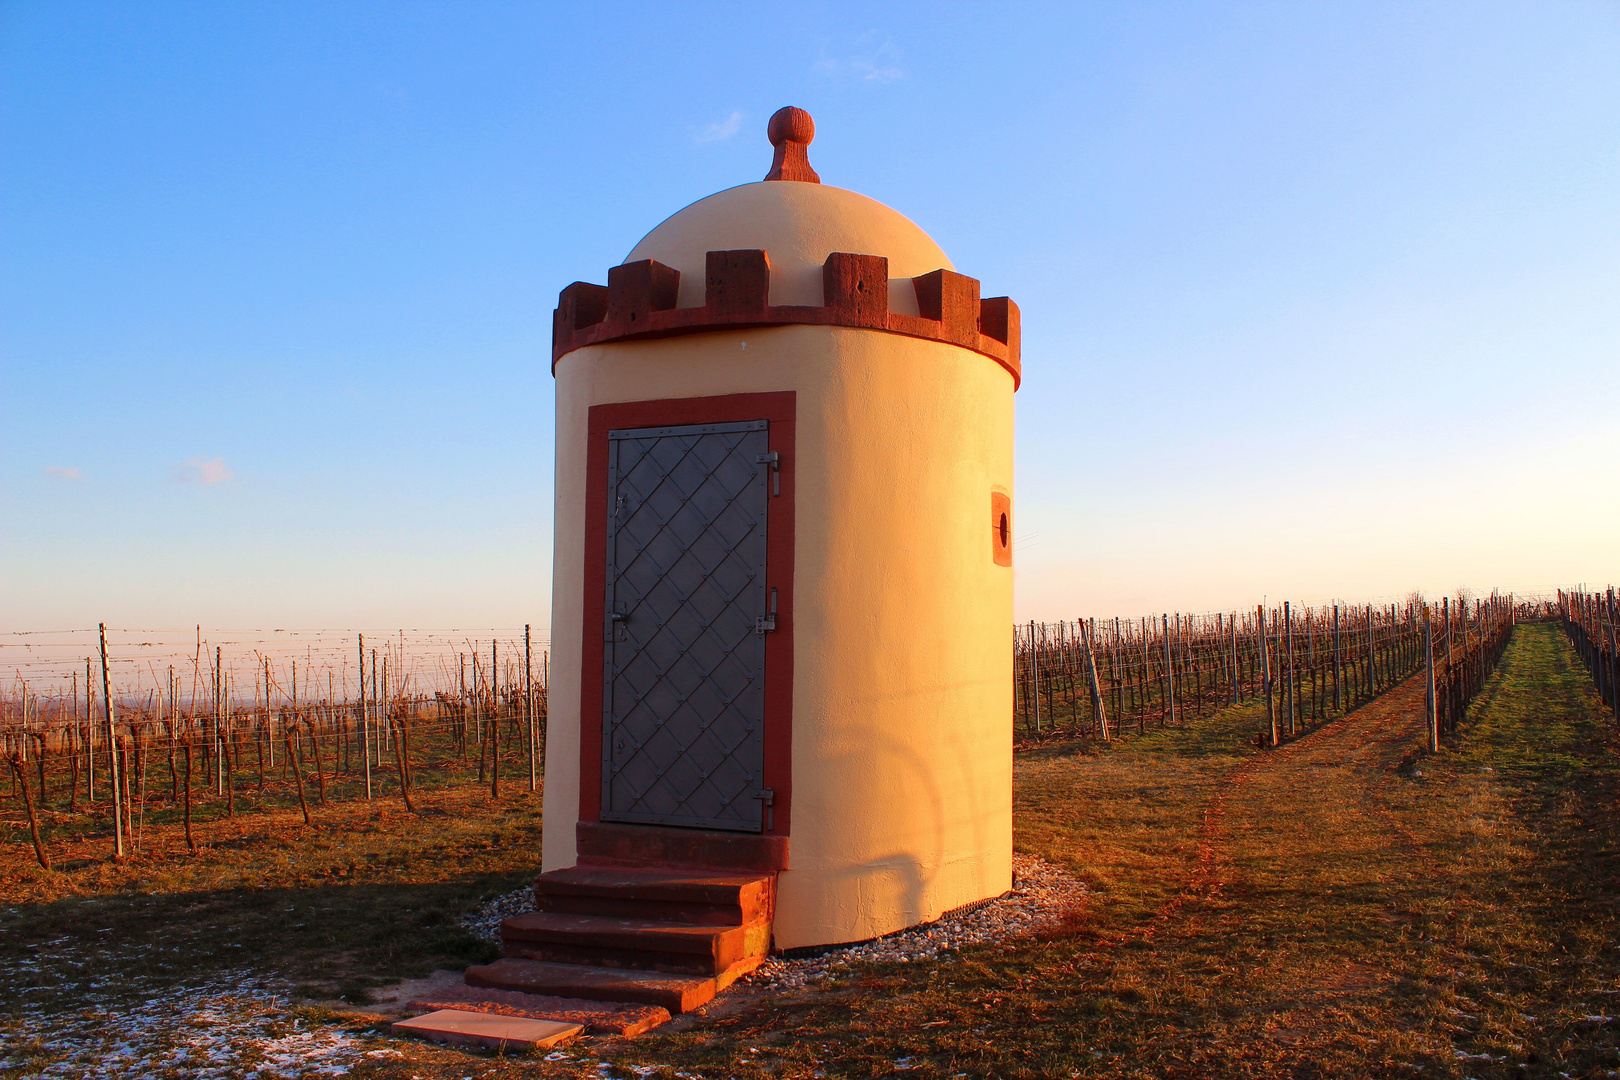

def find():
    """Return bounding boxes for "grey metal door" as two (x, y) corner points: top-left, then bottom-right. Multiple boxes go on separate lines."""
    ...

(603, 420), (772, 832)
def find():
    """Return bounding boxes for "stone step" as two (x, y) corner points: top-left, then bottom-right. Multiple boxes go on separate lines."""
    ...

(575, 821), (789, 874)
(391, 1009), (581, 1052)
(500, 911), (770, 977)
(406, 985), (670, 1037)
(465, 957), (748, 1015)
(537, 865), (774, 926)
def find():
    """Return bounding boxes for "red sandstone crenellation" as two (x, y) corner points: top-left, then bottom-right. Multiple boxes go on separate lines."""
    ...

(551, 249), (1021, 388)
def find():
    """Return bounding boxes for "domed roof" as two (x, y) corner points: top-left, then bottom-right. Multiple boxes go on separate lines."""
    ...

(550, 107), (1018, 386)
(624, 109), (952, 313)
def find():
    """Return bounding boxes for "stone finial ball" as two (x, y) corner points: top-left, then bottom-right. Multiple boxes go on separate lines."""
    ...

(768, 107), (815, 147)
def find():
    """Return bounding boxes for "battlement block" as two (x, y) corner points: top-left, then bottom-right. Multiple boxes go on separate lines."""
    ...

(822, 253), (889, 328)
(558, 281), (609, 332)
(705, 251), (771, 317)
(979, 296), (1019, 350)
(913, 269), (981, 348)
(606, 260), (681, 328)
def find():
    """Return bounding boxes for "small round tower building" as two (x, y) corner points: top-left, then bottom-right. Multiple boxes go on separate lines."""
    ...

(539, 108), (1020, 956)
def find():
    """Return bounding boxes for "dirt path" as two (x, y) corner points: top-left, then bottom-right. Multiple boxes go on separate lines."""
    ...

(1131, 676), (1432, 944)
(1185, 675), (1437, 1052)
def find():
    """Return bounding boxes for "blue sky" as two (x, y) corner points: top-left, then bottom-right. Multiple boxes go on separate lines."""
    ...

(3, 1), (1616, 632)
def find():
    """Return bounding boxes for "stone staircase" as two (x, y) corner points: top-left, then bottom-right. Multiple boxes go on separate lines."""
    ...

(462, 823), (786, 1019)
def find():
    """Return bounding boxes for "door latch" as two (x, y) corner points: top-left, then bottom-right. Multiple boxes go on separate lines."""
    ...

(756, 587), (778, 634)
(756, 450), (780, 496)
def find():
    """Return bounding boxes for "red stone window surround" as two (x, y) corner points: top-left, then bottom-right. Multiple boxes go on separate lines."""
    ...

(552, 250), (1021, 389)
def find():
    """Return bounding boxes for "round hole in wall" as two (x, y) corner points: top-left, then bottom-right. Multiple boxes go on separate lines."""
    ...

(999, 512), (1009, 548)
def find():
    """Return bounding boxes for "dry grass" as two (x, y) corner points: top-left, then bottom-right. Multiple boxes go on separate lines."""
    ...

(5, 622), (1618, 1079)
(0, 787), (539, 1014)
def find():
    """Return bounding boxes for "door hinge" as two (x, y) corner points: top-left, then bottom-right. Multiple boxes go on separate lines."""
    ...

(756, 587), (778, 634)
(756, 450), (780, 496)
(751, 787), (775, 831)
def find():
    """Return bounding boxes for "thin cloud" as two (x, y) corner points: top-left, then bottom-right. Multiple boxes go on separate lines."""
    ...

(43, 466), (82, 480)
(814, 35), (904, 82)
(179, 456), (234, 485)
(696, 110), (745, 143)
(850, 58), (904, 82)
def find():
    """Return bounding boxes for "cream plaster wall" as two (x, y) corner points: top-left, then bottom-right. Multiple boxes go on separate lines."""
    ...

(624, 182), (953, 317)
(543, 323), (1014, 949)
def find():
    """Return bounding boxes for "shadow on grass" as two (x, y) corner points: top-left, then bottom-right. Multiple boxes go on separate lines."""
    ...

(0, 874), (513, 1015)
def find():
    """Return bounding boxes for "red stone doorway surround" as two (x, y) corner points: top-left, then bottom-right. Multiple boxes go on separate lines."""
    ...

(578, 391), (797, 842)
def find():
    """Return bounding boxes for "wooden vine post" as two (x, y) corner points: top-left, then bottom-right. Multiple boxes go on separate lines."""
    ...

(1259, 606), (1277, 746)
(219, 648), (234, 818)
(1228, 614), (1239, 706)
(489, 638), (500, 796)
(1424, 608), (1439, 753)
(359, 635), (372, 800)
(1365, 606), (1376, 701)
(526, 624), (536, 792)
(1161, 613), (1177, 727)
(1283, 602), (1295, 737)
(99, 623), (123, 859)
(85, 659), (94, 803)
(1083, 618), (1109, 741)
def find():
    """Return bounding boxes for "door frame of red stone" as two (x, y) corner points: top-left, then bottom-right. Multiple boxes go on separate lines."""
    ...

(578, 391), (796, 839)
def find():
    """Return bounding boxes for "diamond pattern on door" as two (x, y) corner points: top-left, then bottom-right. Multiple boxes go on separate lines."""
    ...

(603, 420), (770, 832)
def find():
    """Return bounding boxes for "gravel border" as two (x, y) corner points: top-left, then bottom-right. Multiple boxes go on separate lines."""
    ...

(742, 853), (1085, 990)
(461, 883), (536, 944)
(460, 853), (1085, 989)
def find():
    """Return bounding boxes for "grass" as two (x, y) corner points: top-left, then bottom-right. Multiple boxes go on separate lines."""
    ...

(0, 786), (536, 1014)
(4, 621), (1617, 1079)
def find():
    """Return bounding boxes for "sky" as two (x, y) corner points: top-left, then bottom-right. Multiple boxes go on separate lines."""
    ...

(3, 1), (1616, 634)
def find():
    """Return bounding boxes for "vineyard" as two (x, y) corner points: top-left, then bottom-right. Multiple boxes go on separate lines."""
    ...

(0, 590), (1585, 874)
(1012, 591), (1528, 750)
(1559, 586), (1620, 720)
(1, 626), (550, 869)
